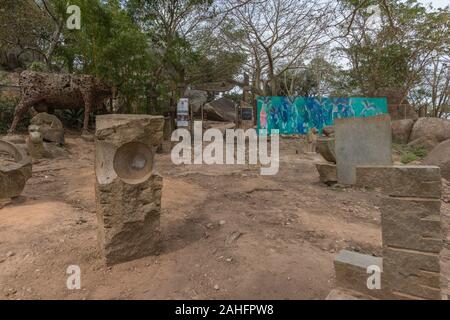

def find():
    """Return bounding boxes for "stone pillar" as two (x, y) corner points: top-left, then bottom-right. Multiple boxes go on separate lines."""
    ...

(95, 115), (164, 265)
(356, 165), (443, 299)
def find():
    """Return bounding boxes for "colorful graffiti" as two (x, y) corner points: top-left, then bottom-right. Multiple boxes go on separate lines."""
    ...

(257, 97), (388, 135)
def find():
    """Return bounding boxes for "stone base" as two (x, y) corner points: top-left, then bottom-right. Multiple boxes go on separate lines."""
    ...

(355, 165), (441, 198)
(334, 250), (389, 299)
(325, 288), (375, 300)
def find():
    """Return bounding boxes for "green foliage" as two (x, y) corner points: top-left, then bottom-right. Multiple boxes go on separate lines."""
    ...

(28, 61), (47, 72)
(58, 109), (85, 129)
(393, 143), (428, 164)
(0, 97), (28, 134)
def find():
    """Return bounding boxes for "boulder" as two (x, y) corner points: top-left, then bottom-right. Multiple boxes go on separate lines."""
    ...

(410, 117), (450, 143)
(30, 112), (64, 145)
(0, 140), (32, 199)
(183, 89), (208, 113)
(391, 119), (414, 144)
(316, 163), (337, 185)
(407, 135), (438, 152)
(424, 139), (450, 180)
(317, 137), (336, 163)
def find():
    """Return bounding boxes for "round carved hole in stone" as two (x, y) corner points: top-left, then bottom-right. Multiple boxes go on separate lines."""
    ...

(113, 142), (153, 184)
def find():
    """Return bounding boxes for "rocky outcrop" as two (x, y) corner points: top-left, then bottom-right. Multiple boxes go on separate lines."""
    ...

(391, 119), (414, 144)
(410, 117), (450, 143)
(407, 135), (439, 152)
(424, 139), (450, 180)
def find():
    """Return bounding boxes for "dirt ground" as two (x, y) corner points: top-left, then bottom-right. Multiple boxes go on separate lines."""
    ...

(1, 133), (445, 300)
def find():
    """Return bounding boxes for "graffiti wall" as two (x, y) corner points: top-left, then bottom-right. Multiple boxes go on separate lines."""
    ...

(257, 97), (388, 134)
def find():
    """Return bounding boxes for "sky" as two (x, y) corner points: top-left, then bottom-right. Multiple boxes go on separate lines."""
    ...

(418, 0), (449, 8)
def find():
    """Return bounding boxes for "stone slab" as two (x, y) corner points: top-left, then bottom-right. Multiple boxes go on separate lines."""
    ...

(335, 115), (392, 185)
(334, 250), (387, 299)
(383, 247), (441, 299)
(356, 165), (441, 198)
(381, 197), (442, 253)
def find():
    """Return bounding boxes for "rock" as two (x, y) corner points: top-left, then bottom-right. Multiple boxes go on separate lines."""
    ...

(0, 140), (32, 199)
(383, 247), (441, 300)
(26, 125), (50, 159)
(30, 112), (65, 145)
(424, 139), (450, 180)
(183, 89), (208, 113)
(333, 250), (387, 299)
(407, 135), (438, 152)
(326, 288), (372, 300)
(316, 137), (335, 163)
(381, 197), (442, 253)
(315, 163), (337, 185)
(322, 126), (334, 137)
(5, 251), (15, 257)
(95, 114), (164, 265)
(391, 119), (414, 144)
(214, 284), (220, 291)
(2, 135), (25, 144)
(355, 165), (441, 198)
(410, 117), (450, 143)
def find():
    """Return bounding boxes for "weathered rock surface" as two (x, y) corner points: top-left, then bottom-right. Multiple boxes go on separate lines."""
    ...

(0, 140), (32, 199)
(95, 114), (164, 265)
(384, 247), (441, 300)
(30, 112), (64, 145)
(424, 139), (450, 180)
(316, 137), (335, 163)
(184, 89), (208, 113)
(322, 126), (334, 137)
(315, 163), (337, 185)
(381, 197), (442, 253)
(335, 115), (392, 185)
(26, 124), (50, 159)
(407, 135), (439, 152)
(334, 250), (387, 299)
(392, 119), (415, 144)
(355, 165), (441, 198)
(410, 117), (450, 143)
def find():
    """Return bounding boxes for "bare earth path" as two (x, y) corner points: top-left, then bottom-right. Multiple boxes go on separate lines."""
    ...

(0, 135), (385, 299)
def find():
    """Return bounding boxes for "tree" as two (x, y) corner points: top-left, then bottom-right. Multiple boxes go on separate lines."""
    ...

(337, 0), (450, 112)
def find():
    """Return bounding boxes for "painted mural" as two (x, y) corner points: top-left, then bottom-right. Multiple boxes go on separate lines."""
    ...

(257, 97), (388, 135)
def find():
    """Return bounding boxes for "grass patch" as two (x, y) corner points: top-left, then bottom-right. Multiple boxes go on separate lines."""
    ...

(393, 143), (428, 164)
